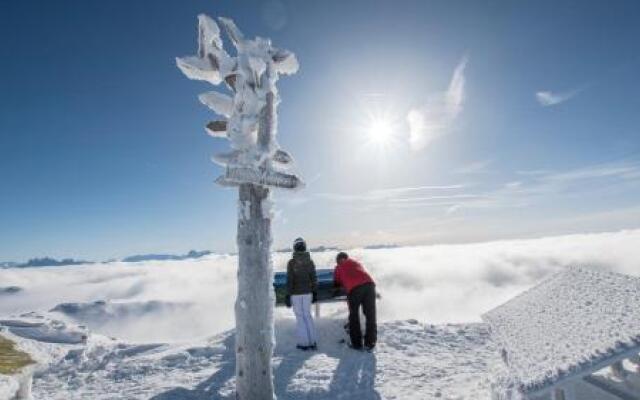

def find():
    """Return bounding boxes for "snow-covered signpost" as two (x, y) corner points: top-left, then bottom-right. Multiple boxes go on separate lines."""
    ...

(177, 15), (301, 399)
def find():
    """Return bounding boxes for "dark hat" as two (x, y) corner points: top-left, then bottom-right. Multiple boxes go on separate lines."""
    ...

(336, 252), (349, 263)
(293, 237), (306, 252)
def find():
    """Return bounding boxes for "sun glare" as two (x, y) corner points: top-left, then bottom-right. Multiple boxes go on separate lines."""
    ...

(369, 117), (393, 145)
(355, 99), (402, 157)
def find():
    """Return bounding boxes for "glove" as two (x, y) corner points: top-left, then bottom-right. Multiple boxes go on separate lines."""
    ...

(285, 295), (292, 308)
(312, 291), (318, 303)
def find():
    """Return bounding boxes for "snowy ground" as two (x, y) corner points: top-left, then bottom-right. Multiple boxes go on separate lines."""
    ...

(2, 229), (640, 398)
(2, 315), (499, 400)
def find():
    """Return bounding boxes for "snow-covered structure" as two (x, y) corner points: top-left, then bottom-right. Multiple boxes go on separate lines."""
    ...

(176, 14), (301, 400)
(483, 267), (640, 400)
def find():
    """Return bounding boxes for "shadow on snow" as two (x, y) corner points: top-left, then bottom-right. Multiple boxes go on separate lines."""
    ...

(151, 318), (381, 400)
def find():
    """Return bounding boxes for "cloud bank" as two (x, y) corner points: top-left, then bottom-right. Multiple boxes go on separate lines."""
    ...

(2, 229), (640, 343)
(407, 57), (468, 150)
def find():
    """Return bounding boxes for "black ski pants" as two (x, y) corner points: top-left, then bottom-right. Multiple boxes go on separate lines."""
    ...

(347, 282), (377, 348)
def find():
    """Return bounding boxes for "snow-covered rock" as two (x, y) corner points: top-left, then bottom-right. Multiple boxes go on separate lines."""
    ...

(1, 318), (87, 345)
(50, 299), (191, 330)
(0, 286), (22, 295)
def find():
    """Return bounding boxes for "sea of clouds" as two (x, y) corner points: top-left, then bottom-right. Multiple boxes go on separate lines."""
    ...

(1, 229), (639, 343)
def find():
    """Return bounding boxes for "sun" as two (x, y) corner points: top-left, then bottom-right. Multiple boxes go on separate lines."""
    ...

(356, 100), (402, 156)
(368, 116), (393, 145)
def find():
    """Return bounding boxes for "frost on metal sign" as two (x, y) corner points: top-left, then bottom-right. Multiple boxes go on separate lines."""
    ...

(483, 267), (640, 398)
(176, 15), (302, 190)
(176, 14), (301, 400)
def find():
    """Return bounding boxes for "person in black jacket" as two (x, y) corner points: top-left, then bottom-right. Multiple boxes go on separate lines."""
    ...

(286, 237), (318, 350)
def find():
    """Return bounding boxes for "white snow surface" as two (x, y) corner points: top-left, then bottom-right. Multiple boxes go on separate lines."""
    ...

(2, 316), (499, 400)
(2, 229), (640, 398)
(0, 376), (19, 400)
(483, 267), (640, 394)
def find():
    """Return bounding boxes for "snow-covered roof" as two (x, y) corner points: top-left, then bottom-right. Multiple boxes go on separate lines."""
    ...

(482, 267), (640, 395)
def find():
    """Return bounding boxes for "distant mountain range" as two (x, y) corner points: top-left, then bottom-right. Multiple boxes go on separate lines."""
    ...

(0, 250), (214, 269)
(0, 257), (90, 269)
(0, 261), (18, 268)
(1, 245), (402, 269)
(275, 244), (400, 252)
(121, 250), (212, 263)
(275, 245), (340, 253)
(363, 244), (400, 250)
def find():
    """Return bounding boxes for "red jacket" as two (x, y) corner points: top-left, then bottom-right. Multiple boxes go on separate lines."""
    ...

(334, 258), (374, 294)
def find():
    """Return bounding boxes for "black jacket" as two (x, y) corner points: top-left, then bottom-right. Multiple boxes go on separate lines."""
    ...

(286, 251), (317, 295)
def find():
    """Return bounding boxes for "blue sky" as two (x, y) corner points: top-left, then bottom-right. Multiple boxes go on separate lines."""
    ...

(1, 0), (639, 261)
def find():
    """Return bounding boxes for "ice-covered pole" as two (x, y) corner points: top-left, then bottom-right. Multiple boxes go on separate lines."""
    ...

(176, 15), (301, 400)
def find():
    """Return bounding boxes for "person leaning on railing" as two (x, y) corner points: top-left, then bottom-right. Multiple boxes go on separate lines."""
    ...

(333, 252), (377, 351)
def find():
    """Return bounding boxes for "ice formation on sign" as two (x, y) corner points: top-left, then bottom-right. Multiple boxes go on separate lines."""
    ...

(176, 14), (302, 400)
(176, 14), (302, 189)
(483, 267), (640, 396)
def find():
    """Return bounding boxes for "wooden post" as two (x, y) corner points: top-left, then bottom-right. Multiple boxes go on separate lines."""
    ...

(552, 383), (575, 400)
(177, 16), (300, 399)
(235, 183), (274, 400)
(563, 384), (576, 400)
(234, 92), (276, 400)
(16, 367), (34, 400)
(629, 355), (640, 373)
(552, 387), (565, 400)
(611, 360), (627, 380)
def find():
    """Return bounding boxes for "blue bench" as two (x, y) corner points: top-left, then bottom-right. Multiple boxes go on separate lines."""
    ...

(273, 268), (346, 306)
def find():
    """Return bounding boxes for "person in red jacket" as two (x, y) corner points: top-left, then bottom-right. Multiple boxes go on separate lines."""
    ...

(333, 252), (377, 351)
